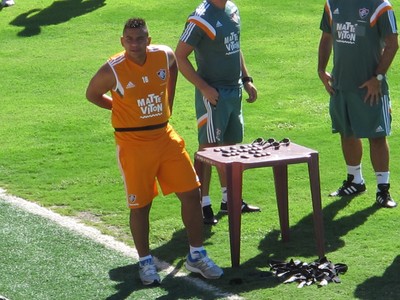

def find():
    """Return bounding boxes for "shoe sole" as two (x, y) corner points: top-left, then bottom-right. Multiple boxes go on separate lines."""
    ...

(242, 207), (261, 213)
(141, 278), (161, 285)
(329, 190), (366, 197)
(203, 218), (218, 225)
(184, 262), (222, 279)
(220, 208), (261, 213)
(376, 199), (398, 208)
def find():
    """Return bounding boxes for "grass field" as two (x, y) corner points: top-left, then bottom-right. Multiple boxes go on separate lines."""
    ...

(0, 189), (231, 300)
(1, 0), (400, 299)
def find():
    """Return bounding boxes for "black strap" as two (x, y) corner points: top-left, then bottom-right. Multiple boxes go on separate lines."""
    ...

(269, 256), (348, 287)
(114, 121), (168, 132)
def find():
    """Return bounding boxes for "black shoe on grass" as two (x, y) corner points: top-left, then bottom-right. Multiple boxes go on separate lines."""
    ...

(202, 205), (218, 225)
(376, 183), (397, 208)
(329, 174), (366, 197)
(220, 201), (261, 213)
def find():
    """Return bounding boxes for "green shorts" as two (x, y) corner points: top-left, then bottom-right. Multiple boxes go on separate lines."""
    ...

(330, 89), (392, 138)
(195, 87), (244, 144)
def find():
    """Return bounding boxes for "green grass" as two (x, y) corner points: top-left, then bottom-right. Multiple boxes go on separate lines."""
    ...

(0, 199), (220, 300)
(2, 0), (400, 299)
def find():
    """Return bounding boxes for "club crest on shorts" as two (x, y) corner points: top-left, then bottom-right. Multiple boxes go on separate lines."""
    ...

(157, 69), (166, 80)
(128, 194), (137, 204)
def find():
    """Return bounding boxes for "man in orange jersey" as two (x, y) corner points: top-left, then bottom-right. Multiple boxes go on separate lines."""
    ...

(86, 18), (223, 285)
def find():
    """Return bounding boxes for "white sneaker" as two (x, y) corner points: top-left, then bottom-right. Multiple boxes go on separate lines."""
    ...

(2, 0), (15, 7)
(185, 250), (223, 279)
(139, 257), (161, 285)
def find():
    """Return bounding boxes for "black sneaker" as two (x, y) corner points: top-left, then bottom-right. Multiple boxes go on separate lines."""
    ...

(376, 183), (397, 208)
(202, 205), (218, 225)
(220, 201), (261, 213)
(329, 174), (366, 197)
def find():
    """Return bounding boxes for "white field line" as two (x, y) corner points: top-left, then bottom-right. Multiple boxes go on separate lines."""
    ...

(0, 188), (242, 300)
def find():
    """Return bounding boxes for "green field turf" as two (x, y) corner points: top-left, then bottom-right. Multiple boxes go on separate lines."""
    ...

(2, 0), (400, 299)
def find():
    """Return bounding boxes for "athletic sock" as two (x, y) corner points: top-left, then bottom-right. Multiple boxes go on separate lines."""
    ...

(347, 164), (364, 184)
(376, 171), (390, 192)
(139, 255), (153, 264)
(201, 196), (211, 207)
(221, 187), (227, 203)
(189, 246), (205, 260)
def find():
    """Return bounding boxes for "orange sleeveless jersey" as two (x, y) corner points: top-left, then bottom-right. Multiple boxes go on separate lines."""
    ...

(108, 46), (200, 208)
(108, 46), (171, 131)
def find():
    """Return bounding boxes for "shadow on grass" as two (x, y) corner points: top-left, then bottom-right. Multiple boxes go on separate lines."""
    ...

(9, 0), (106, 37)
(106, 227), (223, 299)
(207, 194), (380, 294)
(106, 264), (136, 300)
(248, 193), (379, 259)
(107, 261), (223, 300)
(354, 255), (400, 300)
(106, 195), (380, 297)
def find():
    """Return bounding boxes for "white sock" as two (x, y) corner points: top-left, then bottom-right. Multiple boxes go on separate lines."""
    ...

(376, 172), (390, 191)
(201, 196), (211, 207)
(190, 245), (205, 258)
(221, 187), (227, 203)
(139, 255), (152, 263)
(347, 164), (364, 184)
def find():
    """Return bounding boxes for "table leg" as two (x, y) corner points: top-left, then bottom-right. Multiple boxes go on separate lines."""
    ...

(226, 162), (243, 267)
(308, 152), (325, 258)
(273, 165), (289, 242)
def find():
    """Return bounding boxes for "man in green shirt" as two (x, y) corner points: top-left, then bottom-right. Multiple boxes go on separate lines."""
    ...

(318, 0), (398, 208)
(176, 0), (260, 225)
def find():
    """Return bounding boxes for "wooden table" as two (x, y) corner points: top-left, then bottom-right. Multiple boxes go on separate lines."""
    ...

(194, 141), (325, 267)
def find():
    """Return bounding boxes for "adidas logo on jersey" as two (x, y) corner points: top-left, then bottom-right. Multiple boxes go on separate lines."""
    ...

(216, 21), (223, 27)
(375, 125), (384, 133)
(333, 8), (339, 14)
(126, 81), (135, 89)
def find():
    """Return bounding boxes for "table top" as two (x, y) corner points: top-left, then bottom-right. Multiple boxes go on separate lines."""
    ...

(194, 141), (318, 168)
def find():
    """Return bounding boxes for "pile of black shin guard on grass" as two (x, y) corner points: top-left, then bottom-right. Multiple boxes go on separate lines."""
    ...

(269, 256), (348, 288)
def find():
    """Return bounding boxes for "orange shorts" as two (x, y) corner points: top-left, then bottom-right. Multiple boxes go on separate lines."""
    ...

(115, 124), (200, 209)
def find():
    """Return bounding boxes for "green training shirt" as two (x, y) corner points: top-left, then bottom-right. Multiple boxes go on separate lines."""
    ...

(180, 0), (241, 88)
(320, 0), (398, 91)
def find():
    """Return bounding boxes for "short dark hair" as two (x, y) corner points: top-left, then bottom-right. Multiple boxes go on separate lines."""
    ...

(123, 18), (148, 33)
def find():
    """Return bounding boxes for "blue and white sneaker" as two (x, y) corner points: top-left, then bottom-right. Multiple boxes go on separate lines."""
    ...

(185, 250), (223, 279)
(139, 257), (161, 285)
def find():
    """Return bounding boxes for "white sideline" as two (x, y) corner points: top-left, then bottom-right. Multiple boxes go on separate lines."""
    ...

(0, 188), (242, 299)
